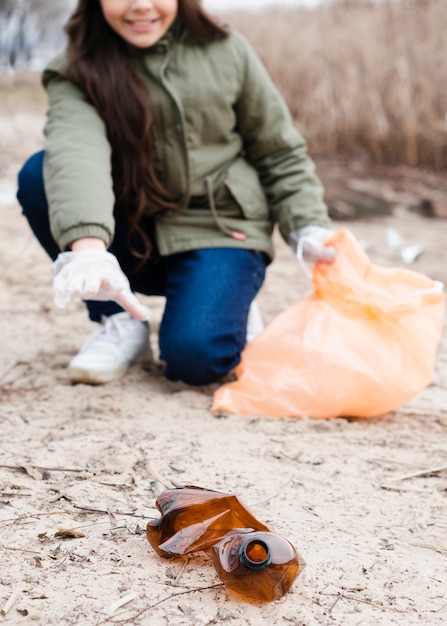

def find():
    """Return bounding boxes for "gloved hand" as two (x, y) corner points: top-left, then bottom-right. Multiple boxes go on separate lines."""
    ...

(289, 226), (336, 263)
(52, 250), (151, 321)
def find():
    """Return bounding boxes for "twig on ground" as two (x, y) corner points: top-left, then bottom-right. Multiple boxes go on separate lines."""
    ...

(1, 543), (40, 555)
(0, 463), (84, 474)
(173, 557), (191, 586)
(387, 464), (447, 482)
(0, 508), (137, 526)
(145, 462), (180, 489)
(321, 591), (409, 614)
(340, 593), (409, 613)
(0, 511), (74, 525)
(96, 584), (224, 625)
(73, 504), (143, 518)
(328, 593), (342, 614)
(107, 593), (138, 617)
(0, 586), (21, 616)
(407, 542), (447, 556)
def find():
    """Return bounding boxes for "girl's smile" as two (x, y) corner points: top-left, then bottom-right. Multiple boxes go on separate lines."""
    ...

(100, 0), (178, 48)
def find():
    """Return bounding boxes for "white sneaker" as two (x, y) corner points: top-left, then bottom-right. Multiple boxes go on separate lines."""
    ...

(68, 311), (152, 384)
(246, 300), (264, 342)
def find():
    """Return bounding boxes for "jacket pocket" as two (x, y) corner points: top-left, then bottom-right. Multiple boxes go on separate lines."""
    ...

(224, 158), (269, 220)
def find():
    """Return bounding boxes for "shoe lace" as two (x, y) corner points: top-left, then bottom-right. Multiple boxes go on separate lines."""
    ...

(82, 315), (135, 351)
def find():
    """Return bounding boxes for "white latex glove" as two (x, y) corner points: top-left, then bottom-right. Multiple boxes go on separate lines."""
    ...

(52, 250), (151, 321)
(289, 226), (336, 264)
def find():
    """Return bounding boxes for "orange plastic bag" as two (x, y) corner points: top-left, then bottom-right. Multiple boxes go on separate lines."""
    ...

(213, 229), (445, 419)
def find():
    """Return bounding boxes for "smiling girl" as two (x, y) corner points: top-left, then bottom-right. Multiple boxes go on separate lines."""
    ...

(100, 0), (178, 46)
(17, 0), (334, 386)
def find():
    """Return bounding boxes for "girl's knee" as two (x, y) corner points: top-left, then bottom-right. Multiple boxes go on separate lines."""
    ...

(161, 331), (241, 386)
(17, 151), (46, 213)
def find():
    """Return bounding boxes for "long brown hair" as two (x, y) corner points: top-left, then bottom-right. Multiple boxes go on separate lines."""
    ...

(64, 0), (228, 262)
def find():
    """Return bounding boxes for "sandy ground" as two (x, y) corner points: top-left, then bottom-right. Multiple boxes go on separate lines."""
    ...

(1, 74), (447, 626)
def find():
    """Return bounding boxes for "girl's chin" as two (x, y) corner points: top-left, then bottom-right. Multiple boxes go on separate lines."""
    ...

(123, 32), (160, 47)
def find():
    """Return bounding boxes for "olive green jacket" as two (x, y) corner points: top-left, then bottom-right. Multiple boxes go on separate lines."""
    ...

(42, 27), (330, 260)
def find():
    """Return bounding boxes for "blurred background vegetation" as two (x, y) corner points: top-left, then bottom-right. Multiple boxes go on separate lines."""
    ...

(1, 0), (446, 170)
(0, 0), (73, 70)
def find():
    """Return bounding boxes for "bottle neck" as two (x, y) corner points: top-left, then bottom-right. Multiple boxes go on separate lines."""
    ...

(239, 538), (272, 571)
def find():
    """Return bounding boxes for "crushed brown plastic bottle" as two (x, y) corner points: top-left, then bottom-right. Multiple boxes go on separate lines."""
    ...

(146, 486), (304, 603)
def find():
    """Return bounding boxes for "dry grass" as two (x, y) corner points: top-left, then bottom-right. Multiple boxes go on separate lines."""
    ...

(1, 1), (446, 170)
(228, 0), (447, 169)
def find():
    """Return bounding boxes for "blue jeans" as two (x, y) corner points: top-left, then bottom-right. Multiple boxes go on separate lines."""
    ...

(17, 151), (268, 385)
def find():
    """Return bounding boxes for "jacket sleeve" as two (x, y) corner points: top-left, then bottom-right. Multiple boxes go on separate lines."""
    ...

(42, 58), (115, 251)
(232, 33), (331, 242)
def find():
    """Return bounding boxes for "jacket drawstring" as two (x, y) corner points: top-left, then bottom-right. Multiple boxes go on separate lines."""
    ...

(205, 176), (246, 241)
